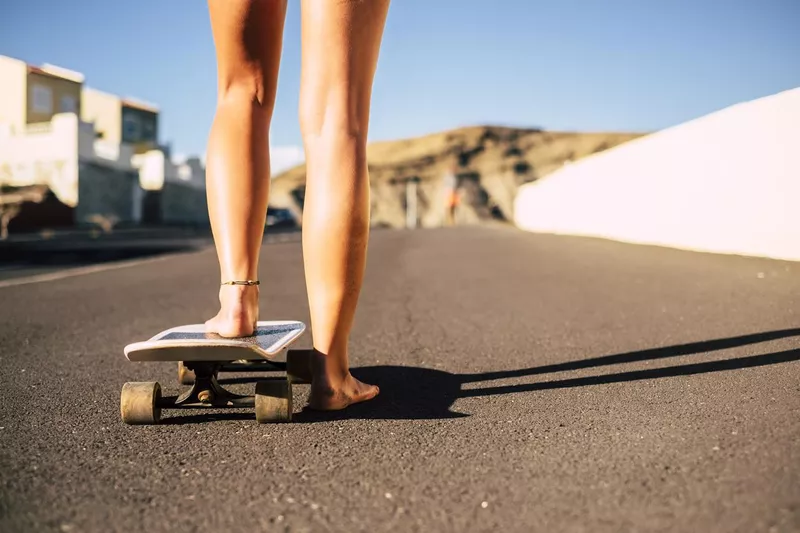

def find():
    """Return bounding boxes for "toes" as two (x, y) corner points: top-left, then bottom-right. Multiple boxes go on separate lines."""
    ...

(348, 384), (379, 406)
(360, 385), (380, 402)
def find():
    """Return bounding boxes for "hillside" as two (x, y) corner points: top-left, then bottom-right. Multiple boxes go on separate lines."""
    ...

(269, 125), (644, 228)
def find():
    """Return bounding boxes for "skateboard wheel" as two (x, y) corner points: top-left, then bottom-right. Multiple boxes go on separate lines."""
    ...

(286, 349), (313, 384)
(177, 361), (195, 386)
(120, 382), (162, 425)
(255, 378), (292, 423)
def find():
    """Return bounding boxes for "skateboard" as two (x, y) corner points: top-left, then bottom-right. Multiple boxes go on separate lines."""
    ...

(120, 321), (311, 425)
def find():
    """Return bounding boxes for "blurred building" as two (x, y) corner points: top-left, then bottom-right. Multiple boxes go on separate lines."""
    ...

(0, 54), (208, 234)
(82, 87), (159, 153)
(0, 56), (83, 131)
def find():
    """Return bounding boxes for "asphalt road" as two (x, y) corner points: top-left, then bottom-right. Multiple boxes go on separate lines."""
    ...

(1, 226), (798, 533)
(0, 226), (298, 283)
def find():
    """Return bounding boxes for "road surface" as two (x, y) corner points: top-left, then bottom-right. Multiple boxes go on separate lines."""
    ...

(1, 227), (798, 532)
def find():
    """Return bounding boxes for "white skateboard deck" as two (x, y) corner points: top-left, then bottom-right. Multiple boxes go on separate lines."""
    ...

(124, 321), (306, 362)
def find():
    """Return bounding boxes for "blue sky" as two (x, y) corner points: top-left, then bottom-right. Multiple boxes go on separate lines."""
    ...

(2, 0), (799, 172)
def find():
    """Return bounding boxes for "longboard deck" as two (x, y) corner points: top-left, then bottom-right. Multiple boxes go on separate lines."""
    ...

(124, 321), (306, 362)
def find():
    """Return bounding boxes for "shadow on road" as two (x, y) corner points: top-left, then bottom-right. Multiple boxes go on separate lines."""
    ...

(299, 328), (800, 422)
(174, 328), (800, 424)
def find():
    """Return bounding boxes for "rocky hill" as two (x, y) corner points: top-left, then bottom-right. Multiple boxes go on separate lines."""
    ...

(269, 125), (644, 228)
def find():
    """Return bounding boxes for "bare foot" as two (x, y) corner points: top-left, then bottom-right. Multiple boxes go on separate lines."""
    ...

(204, 284), (259, 337)
(306, 349), (379, 410)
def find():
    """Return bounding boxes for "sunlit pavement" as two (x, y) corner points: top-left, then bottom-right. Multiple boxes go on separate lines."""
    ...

(1, 226), (798, 532)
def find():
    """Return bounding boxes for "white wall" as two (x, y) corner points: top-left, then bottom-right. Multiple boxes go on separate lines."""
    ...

(131, 149), (208, 225)
(132, 150), (205, 191)
(0, 55), (27, 134)
(514, 88), (800, 261)
(0, 113), (80, 206)
(92, 138), (135, 169)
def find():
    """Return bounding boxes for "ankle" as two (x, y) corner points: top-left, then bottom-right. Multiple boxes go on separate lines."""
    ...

(310, 348), (350, 384)
(219, 283), (258, 299)
(217, 285), (259, 318)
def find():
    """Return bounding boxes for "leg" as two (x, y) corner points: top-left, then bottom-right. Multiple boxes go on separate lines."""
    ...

(299, 0), (390, 409)
(446, 194), (456, 227)
(204, 0), (287, 337)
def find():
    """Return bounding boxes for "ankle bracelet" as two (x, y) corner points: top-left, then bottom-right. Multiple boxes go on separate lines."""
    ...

(220, 280), (260, 286)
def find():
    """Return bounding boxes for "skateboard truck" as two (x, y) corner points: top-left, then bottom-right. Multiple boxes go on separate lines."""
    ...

(120, 321), (307, 425)
(177, 350), (313, 386)
(173, 362), (254, 408)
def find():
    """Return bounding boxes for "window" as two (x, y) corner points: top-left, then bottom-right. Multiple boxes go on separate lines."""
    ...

(123, 113), (141, 141)
(141, 119), (155, 142)
(32, 84), (52, 113)
(60, 95), (78, 113)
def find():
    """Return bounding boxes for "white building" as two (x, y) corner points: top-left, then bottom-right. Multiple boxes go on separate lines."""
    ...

(0, 54), (208, 233)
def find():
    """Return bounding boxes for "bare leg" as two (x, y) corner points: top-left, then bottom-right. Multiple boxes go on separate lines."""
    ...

(299, 0), (390, 409)
(204, 0), (287, 337)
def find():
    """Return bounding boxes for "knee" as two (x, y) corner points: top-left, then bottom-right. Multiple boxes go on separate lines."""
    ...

(299, 95), (369, 145)
(217, 68), (274, 111)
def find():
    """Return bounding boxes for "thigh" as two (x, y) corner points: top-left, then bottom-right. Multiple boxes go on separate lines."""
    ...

(208, 0), (287, 106)
(299, 0), (390, 135)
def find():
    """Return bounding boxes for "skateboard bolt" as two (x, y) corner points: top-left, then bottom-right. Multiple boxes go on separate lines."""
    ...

(198, 390), (213, 403)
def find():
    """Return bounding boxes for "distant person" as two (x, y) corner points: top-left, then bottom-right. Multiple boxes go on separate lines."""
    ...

(203, 0), (390, 410)
(442, 165), (460, 226)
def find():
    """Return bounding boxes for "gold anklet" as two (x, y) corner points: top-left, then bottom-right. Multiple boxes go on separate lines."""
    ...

(221, 280), (260, 286)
